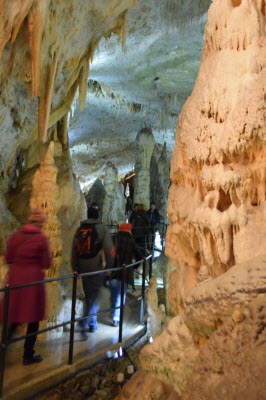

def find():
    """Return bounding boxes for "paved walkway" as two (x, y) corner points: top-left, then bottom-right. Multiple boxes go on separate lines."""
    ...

(2, 286), (144, 399)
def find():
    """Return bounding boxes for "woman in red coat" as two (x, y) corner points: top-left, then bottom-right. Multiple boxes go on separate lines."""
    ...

(3, 208), (52, 365)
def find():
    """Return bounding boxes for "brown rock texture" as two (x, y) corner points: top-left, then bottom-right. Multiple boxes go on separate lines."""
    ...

(166, 0), (266, 311)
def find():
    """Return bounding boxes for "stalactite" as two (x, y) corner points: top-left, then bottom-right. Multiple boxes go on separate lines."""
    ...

(0, 0), (36, 62)
(38, 45), (60, 142)
(78, 60), (90, 112)
(27, 0), (48, 97)
(121, 10), (128, 51)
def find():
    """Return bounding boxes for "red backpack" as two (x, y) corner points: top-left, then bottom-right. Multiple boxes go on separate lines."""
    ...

(75, 223), (102, 258)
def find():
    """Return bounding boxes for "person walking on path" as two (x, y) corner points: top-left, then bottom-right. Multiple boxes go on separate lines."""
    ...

(109, 223), (143, 327)
(130, 204), (150, 249)
(1, 208), (52, 365)
(146, 202), (160, 249)
(72, 207), (115, 339)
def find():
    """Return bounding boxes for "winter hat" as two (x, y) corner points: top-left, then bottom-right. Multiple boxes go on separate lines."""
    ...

(28, 208), (47, 224)
(119, 223), (132, 233)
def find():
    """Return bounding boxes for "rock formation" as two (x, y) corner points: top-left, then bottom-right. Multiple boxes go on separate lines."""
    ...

(150, 142), (170, 218)
(0, 0), (138, 281)
(117, 0), (266, 398)
(85, 178), (107, 215)
(166, 0), (266, 308)
(133, 127), (155, 209)
(102, 161), (125, 225)
(146, 276), (166, 338)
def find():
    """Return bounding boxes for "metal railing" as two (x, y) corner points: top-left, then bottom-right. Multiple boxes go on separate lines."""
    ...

(0, 255), (153, 397)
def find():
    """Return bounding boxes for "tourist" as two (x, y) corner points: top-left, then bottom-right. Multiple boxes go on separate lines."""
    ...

(130, 204), (150, 249)
(1, 208), (52, 365)
(146, 202), (160, 249)
(71, 207), (115, 339)
(109, 223), (143, 327)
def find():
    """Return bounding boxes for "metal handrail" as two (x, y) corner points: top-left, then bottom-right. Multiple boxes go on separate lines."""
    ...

(0, 254), (153, 397)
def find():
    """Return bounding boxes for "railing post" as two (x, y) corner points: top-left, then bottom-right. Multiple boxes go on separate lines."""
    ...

(68, 272), (78, 365)
(140, 258), (146, 325)
(149, 256), (153, 281)
(118, 266), (125, 343)
(0, 286), (10, 397)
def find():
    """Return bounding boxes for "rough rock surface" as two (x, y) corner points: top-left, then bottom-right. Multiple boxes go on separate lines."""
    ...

(116, 370), (180, 400)
(166, 0), (266, 310)
(120, 255), (266, 399)
(146, 276), (166, 338)
(85, 178), (107, 215)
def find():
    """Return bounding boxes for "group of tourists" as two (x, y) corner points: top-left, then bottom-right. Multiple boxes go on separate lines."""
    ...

(0, 201), (161, 364)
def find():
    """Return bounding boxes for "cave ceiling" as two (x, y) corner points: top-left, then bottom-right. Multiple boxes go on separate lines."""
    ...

(69, 0), (211, 191)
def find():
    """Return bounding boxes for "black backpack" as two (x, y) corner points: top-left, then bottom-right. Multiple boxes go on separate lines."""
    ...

(75, 223), (102, 258)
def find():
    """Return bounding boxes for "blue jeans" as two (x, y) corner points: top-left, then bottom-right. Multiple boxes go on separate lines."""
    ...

(109, 279), (128, 322)
(81, 275), (103, 329)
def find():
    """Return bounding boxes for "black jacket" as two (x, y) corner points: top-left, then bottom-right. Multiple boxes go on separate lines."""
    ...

(111, 231), (143, 287)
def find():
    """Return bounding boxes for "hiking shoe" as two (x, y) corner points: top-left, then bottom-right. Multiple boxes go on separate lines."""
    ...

(23, 354), (43, 365)
(88, 325), (97, 333)
(112, 320), (119, 327)
(80, 329), (89, 341)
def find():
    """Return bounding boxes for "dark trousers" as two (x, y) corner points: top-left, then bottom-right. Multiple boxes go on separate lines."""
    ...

(81, 275), (104, 329)
(8, 321), (39, 359)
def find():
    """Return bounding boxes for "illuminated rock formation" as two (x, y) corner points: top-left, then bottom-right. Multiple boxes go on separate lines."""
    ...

(166, 0), (266, 310)
(117, 0), (266, 398)
(134, 127), (155, 209)
(0, 0), (138, 278)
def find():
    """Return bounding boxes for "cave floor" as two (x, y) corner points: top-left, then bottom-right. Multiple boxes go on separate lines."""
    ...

(2, 286), (144, 399)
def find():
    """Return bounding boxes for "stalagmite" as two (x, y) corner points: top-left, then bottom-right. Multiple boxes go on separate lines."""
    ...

(30, 141), (62, 279)
(27, 0), (48, 97)
(134, 127), (155, 209)
(102, 161), (125, 225)
(38, 46), (60, 142)
(166, 0), (266, 306)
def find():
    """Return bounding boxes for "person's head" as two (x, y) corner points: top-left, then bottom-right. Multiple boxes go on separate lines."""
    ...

(138, 204), (145, 211)
(90, 202), (99, 210)
(87, 207), (99, 220)
(150, 202), (156, 211)
(133, 203), (139, 211)
(28, 208), (47, 229)
(119, 223), (132, 233)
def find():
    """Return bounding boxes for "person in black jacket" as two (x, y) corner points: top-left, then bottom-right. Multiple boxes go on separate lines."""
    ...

(109, 223), (143, 327)
(146, 202), (160, 249)
(130, 204), (150, 249)
(72, 207), (115, 338)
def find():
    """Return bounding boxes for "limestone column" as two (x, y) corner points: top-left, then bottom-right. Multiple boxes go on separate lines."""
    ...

(134, 127), (155, 209)
(102, 161), (125, 225)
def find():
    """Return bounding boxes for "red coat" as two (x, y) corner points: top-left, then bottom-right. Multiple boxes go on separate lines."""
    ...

(1, 224), (52, 324)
